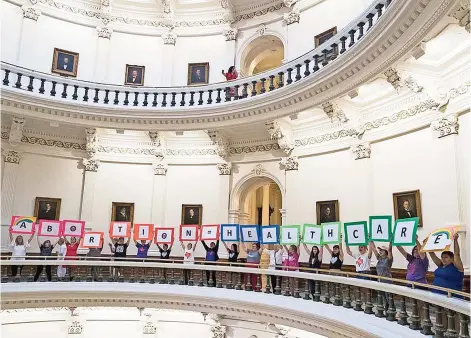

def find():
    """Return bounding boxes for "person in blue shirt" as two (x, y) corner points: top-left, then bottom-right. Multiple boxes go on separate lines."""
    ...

(202, 240), (219, 286)
(134, 239), (151, 260)
(428, 233), (464, 295)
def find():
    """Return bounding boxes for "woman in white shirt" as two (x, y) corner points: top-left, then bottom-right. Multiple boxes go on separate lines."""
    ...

(180, 241), (197, 284)
(262, 244), (283, 292)
(56, 237), (67, 280)
(345, 241), (373, 279)
(9, 232), (34, 277)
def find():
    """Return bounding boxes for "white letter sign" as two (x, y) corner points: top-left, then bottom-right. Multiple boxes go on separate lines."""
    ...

(38, 220), (62, 237)
(155, 228), (174, 244)
(81, 232), (103, 248)
(62, 220), (85, 237)
(280, 225), (300, 245)
(344, 221), (368, 246)
(260, 225), (279, 244)
(369, 216), (392, 242)
(109, 222), (131, 238)
(322, 222), (340, 244)
(302, 224), (322, 245)
(392, 218), (419, 246)
(9, 216), (36, 234)
(422, 227), (459, 252)
(220, 224), (239, 241)
(200, 224), (220, 241)
(180, 224), (198, 241)
(240, 225), (259, 242)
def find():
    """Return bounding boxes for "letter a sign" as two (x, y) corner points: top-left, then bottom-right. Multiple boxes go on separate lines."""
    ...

(369, 216), (392, 242)
(10, 216), (36, 234)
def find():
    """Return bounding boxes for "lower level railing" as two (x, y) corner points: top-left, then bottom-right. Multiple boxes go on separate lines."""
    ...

(1, 258), (469, 338)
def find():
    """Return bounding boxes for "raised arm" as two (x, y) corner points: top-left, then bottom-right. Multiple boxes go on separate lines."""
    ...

(202, 240), (209, 251)
(222, 241), (230, 252)
(370, 241), (379, 259)
(156, 243), (162, 251)
(396, 246), (408, 260)
(319, 246), (324, 262)
(240, 242), (247, 254)
(133, 238), (138, 246)
(428, 252), (442, 267)
(338, 234), (344, 261)
(367, 241), (373, 259)
(64, 236), (70, 244)
(180, 241), (185, 250)
(415, 236), (426, 259)
(345, 245), (354, 258)
(453, 233), (464, 272)
(36, 235), (41, 247)
(126, 236), (131, 245)
(323, 244), (333, 255)
(388, 242), (393, 260)
(215, 240), (219, 251)
(282, 245), (289, 252)
(9, 232), (13, 244)
(302, 243), (311, 256)
(192, 241), (197, 251)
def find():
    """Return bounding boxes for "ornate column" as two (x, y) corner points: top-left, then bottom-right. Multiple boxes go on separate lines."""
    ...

(161, 29), (177, 85)
(283, 1), (300, 61)
(262, 184), (270, 225)
(222, 28), (237, 69)
(17, 6), (41, 68)
(94, 26), (113, 82)
(1, 150), (22, 225)
(216, 163), (232, 223)
(350, 142), (371, 160)
(79, 158), (100, 226)
(280, 156), (298, 224)
(151, 162), (168, 226)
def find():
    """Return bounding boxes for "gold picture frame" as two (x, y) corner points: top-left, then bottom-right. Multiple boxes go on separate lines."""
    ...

(124, 64), (145, 86)
(34, 197), (62, 222)
(393, 189), (423, 227)
(51, 48), (79, 77)
(111, 202), (135, 224)
(187, 62), (209, 86)
(316, 200), (339, 224)
(314, 27), (337, 48)
(181, 204), (203, 226)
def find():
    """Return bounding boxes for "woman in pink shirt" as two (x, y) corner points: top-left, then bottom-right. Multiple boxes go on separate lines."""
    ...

(65, 236), (80, 280)
(282, 244), (300, 271)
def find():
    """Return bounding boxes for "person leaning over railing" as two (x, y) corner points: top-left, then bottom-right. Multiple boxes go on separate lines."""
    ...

(396, 235), (428, 288)
(262, 244), (283, 293)
(8, 232), (34, 277)
(34, 236), (58, 282)
(240, 242), (263, 288)
(222, 66), (238, 97)
(180, 240), (197, 285)
(428, 233), (464, 295)
(345, 241), (373, 279)
(323, 234), (344, 271)
(302, 243), (323, 297)
(202, 239), (220, 286)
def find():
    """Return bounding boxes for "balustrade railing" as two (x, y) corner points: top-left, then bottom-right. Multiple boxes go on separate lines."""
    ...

(1, 256), (469, 338)
(1, 0), (392, 110)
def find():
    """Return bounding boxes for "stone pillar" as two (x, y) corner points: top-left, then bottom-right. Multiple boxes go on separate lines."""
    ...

(273, 189), (281, 225)
(94, 26), (113, 82)
(1, 151), (22, 225)
(223, 28), (238, 67)
(79, 159), (100, 227)
(17, 6), (41, 68)
(216, 163), (231, 223)
(280, 156), (299, 224)
(283, 8), (301, 61)
(228, 209), (239, 224)
(250, 192), (257, 224)
(151, 163), (168, 226)
(161, 31), (177, 85)
(279, 209), (287, 226)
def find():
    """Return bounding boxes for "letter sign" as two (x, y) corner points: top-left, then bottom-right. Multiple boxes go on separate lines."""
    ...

(63, 220), (85, 237)
(392, 218), (419, 246)
(280, 225), (300, 245)
(9, 216), (36, 234)
(220, 224), (239, 241)
(109, 222), (131, 238)
(321, 222), (340, 244)
(179, 224), (198, 241)
(81, 232), (103, 248)
(38, 220), (63, 237)
(260, 225), (279, 244)
(134, 224), (154, 241)
(422, 227), (460, 252)
(155, 228), (174, 244)
(369, 216), (392, 242)
(200, 224), (220, 241)
(344, 221), (368, 246)
(240, 225), (260, 242)
(302, 224), (322, 245)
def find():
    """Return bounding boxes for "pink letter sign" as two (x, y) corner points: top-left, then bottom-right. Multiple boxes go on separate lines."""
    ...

(200, 224), (220, 241)
(10, 216), (36, 234)
(81, 232), (103, 248)
(155, 228), (174, 244)
(63, 220), (85, 237)
(109, 222), (131, 238)
(179, 224), (198, 241)
(38, 220), (63, 237)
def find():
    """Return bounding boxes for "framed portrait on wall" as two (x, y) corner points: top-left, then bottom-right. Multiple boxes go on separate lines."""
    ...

(124, 64), (145, 86)
(314, 27), (337, 48)
(181, 204), (203, 226)
(34, 197), (61, 222)
(111, 202), (135, 224)
(393, 190), (423, 227)
(51, 48), (79, 77)
(316, 200), (339, 224)
(187, 63), (209, 85)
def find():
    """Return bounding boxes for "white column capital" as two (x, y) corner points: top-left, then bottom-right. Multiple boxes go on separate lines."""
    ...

(162, 31), (177, 45)
(2, 150), (22, 164)
(350, 142), (371, 160)
(22, 5), (41, 21)
(82, 158), (100, 172)
(96, 26), (113, 39)
(431, 114), (459, 138)
(216, 163), (232, 175)
(153, 162), (168, 175)
(280, 156), (299, 171)
(223, 28), (238, 41)
(282, 7), (300, 25)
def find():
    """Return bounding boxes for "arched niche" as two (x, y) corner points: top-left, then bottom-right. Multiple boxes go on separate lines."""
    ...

(238, 34), (285, 77)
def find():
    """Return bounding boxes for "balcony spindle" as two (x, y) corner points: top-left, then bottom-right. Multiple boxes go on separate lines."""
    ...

(118, 267), (124, 283)
(342, 285), (352, 308)
(333, 284), (342, 306)
(234, 85), (240, 99)
(283, 278), (291, 296)
(303, 60), (311, 77)
(195, 270), (202, 287)
(275, 276), (281, 295)
(15, 73), (22, 88)
(313, 55), (320, 72)
(152, 93), (158, 107)
(72, 85), (79, 100)
(295, 65), (302, 81)
(375, 291), (385, 317)
(113, 90), (119, 104)
(123, 91), (129, 105)
(216, 88), (222, 103)
(139, 268), (145, 283)
(39, 265), (47, 282)
(208, 270), (214, 287)
(180, 92), (186, 106)
(446, 310), (458, 337)
(97, 267), (103, 282)
(269, 75), (275, 91)
(159, 269), (166, 284)
(39, 79), (46, 94)
(27, 76), (34, 91)
(179, 269), (185, 285)
(265, 276), (272, 293)
(409, 298), (421, 330)
(28, 266), (34, 282)
(1, 266), (9, 283)
(170, 92), (176, 107)
(226, 272), (233, 289)
(189, 270), (194, 286)
(198, 91), (204, 105)
(14, 271), (21, 283)
(303, 279), (310, 300)
(375, 3), (384, 17)
(397, 296), (409, 325)
(86, 267), (93, 282)
(251, 81), (257, 96)
(348, 29), (356, 47)
(225, 87), (230, 102)
(357, 22), (365, 40)
(242, 83), (249, 98)
(91, 88), (99, 103)
(434, 306), (446, 338)
(353, 287), (362, 311)
(330, 43), (338, 60)
(312, 281), (320, 301)
(167, 268), (174, 284)
(216, 271), (223, 288)
(245, 274), (252, 291)
(323, 282), (331, 304)
(287, 69), (293, 85)
(207, 90), (213, 104)
(236, 272), (242, 290)
(277, 72), (284, 88)
(83, 87), (89, 102)
(143, 92), (148, 106)
(104, 90), (110, 104)
(255, 275), (261, 292)
(421, 303), (433, 335)
(386, 293), (396, 321)
(366, 13), (374, 30)
(161, 93), (167, 107)
(189, 92), (195, 106)
(322, 49), (329, 66)
(149, 268), (156, 284)
(61, 84), (68, 98)
(459, 314), (470, 338)
(3, 69), (10, 85)
(364, 289), (374, 314)
(260, 78), (266, 93)
(50, 81), (57, 96)
(293, 278), (300, 298)
(107, 267), (114, 282)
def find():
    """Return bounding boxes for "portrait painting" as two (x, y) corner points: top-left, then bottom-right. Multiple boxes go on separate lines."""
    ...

(34, 197), (61, 222)
(315, 27), (337, 48)
(181, 204), (203, 226)
(111, 202), (135, 224)
(393, 190), (423, 227)
(187, 63), (209, 85)
(51, 48), (79, 77)
(316, 200), (339, 224)
(124, 65), (145, 86)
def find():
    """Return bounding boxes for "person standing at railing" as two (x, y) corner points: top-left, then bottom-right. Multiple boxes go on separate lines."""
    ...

(9, 232), (34, 277)
(222, 66), (238, 97)
(396, 235), (428, 287)
(428, 233), (464, 294)
(345, 241), (373, 279)
(134, 238), (151, 260)
(87, 238), (104, 281)
(34, 236), (59, 282)
(156, 242), (173, 260)
(240, 242), (263, 289)
(181, 241), (197, 284)
(64, 236), (80, 281)
(282, 244), (300, 272)
(222, 241), (239, 264)
(262, 244), (283, 292)
(110, 236), (131, 279)
(303, 243), (323, 296)
(370, 241), (393, 309)
(202, 240), (220, 286)
(56, 237), (67, 281)
(323, 234), (344, 271)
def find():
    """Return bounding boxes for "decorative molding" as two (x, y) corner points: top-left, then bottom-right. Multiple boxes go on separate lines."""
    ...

(220, 0), (235, 23)
(162, 30), (177, 45)
(22, 5), (41, 21)
(96, 26), (113, 39)
(148, 131), (166, 159)
(321, 102), (348, 123)
(20, 135), (87, 150)
(384, 68), (423, 93)
(295, 127), (362, 147)
(216, 163), (232, 175)
(234, 3), (284, 22)
(85, 128), (98, 157)
(207, 130), (229, 159)
(282, 0), (297, 7)
(265, 121), (294, 155)
(82, 158), (100, 172)
(211, 323), (227, 338)
(282, 7), (300, 25)
(431, 113), (459, 138)
(402, 75), (424, 93)
(152, 162), (168, 175)
(229, 143), (280, 154)
(68, 321), (83, 334)
(279, 156), (298, 171)
(449, 0), (470, 32)
(350, 142), (371, 160)
(2, 150), (22, 164)
(384, 67), (402, 90)
(223, 28), (238, 41)
(251, 164), (265, 176)
(256, 24), (267, 36)
(411, 42), (426, 60)
(9, 116), (25, 145)
(440, 81), (471, 99)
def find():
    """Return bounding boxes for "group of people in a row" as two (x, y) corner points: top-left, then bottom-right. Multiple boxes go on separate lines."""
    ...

(8, 232), (464, 294)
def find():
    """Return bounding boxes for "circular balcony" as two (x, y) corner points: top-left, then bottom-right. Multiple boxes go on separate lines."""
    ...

(0, 0), (459, 130)
(2, 258), (470, 338)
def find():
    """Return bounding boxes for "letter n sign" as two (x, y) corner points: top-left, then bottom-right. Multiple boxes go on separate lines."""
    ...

(180, 224), (199, 241)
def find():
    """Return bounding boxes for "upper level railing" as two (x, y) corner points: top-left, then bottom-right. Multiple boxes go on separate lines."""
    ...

(1, 256), (469, 338)
(1, 0), (391, 110)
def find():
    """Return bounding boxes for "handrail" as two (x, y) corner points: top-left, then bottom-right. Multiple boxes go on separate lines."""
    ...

(1, 0), (391, 109)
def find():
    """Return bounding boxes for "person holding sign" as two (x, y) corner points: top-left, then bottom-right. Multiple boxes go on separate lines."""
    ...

(64, 236), (80, 281)
(396, 235), (429, 285)
(156, 242), (173, 260)
(134, 238), (151, 260)
(241, 242), (263, 289)
(222, 241), (239, 263)
(34, 236), (59, 282)
(9, 232), (34, 277)
(345, 241), (373, 278)
(428, 233), (464, 294)
(371, 242), (393, 280)
(324, 234), (344, 270)
(282, 242), (300, 272)
(87, 238), (104, 282)
(180, 241), (198, 284)
(110, 236), (131, 279)
(202, 240), (220, 285)
(303, 243), (323, 296)
(56, 237), (67, 280)
(262, 244), (283, 292)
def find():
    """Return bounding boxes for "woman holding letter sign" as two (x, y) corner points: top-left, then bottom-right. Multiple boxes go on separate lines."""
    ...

(181, 241), (197, 284)
(34, 236), (59, 281)
(9, 232), (34, 277)
(323, 234), (344, 270)
(303, 243), (323, 296)
(396, 235), (428, 286)
(222, 241), (239, 263)
(345, 241), (373, 279)
(64, 236), (80, 281)
(241, 242), (263, 289)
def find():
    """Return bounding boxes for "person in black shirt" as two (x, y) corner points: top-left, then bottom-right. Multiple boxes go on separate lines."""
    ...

(156, 241), (173, 282)
(34, 237), (58, 281)
(110, 236), (130, 279)
(202, 240), (219, 285)
(222, 241), (239, 263)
